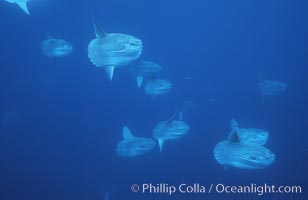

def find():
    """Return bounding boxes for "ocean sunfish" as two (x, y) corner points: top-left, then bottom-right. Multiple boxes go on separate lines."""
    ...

(258, 80), (287, 103)
(88, 19), (143, 81)
(153, 118), (190, 152)
(230, 119), (268, 146)
(41, 37), (73, 58)
(144, 79), (172, 98)
(116, 126), (156, 158)
(258, 80), (287, 96)
(214, 128), (275, 169)
(132, 60), (162, 88)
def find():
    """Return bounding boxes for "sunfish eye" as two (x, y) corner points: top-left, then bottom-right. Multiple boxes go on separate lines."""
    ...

(130, 40), (140, 46)
(61, 44), (69, 49)
(249, 156), (258, 161)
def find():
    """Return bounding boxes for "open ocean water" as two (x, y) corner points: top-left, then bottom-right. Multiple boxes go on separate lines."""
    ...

(0, 0), (307, 200)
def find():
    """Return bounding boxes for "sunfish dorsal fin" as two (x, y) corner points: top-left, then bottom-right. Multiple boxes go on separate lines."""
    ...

(16, 1), (30, 15)
(230, 118), (239, 131)
(136, 75), (143, 88)
(158, 139), (164, 153)
(166, 112), (177, 123)
(105, 66), (115, 81)
(123, 126), (134, 139)
(92, 18), (107, 38)
(228, 129), (240, 143)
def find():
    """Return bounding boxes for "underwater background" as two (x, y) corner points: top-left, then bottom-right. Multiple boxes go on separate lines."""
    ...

(0, 0), (307, 199)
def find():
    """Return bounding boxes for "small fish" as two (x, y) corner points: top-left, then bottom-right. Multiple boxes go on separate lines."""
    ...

(5, 0), (31, 15)
(88, 19), (143, 81)
(116, 126), (156, 158)
(41, 38), (73, 58)
(144, 79), (172, 98)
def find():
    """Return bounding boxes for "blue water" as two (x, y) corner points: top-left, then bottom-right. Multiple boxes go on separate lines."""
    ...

(0, 0), (307, 199)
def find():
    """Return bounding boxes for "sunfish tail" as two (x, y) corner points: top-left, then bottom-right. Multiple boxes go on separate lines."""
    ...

(136, 75), (143, 88)
(158, 139), (164, 153)
(105, 66), (115, 81)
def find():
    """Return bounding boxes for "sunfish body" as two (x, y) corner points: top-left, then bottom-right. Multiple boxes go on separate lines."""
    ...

(214, 127), (275, 169)
(153, 120), (190, 152)
(145, 79), (172, 97)
(238, 128), (269, 146)
(133, 60), (162, 88)
(230, 119), (268, 146)
(88, 19), (143, 81)
(116, 126), (156, 158)
(214, 141), (275, 169)
(41, 38), (73, 57)
(5, 0), (31, 15)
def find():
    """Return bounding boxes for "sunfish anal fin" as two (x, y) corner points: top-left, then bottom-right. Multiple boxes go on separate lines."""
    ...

(158, 139), (164, 153)
(136, 75), (143, 88)
(123, 126), (134, 139)
(105, 66), (115, 81)
(92, 18), (107, 38)
(16, 2), (30, 15)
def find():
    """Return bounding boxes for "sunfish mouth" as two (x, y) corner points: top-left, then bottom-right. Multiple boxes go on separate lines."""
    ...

(57, 47), (71, 52)
(112, 49), (127, 53)
(157, 87), (169, 92)
(173, 132), (184, 136)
